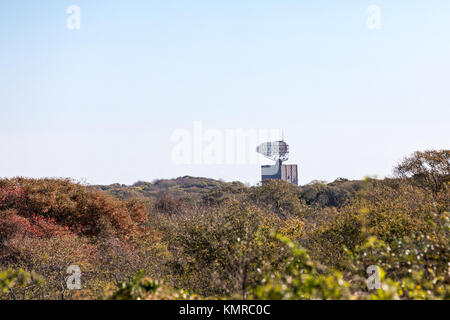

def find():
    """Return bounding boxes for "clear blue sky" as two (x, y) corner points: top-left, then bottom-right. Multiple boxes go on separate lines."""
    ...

(1, 0), (449, 185)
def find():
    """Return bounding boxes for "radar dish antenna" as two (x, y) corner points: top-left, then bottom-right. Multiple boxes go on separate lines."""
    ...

(256, 140), (289, 163)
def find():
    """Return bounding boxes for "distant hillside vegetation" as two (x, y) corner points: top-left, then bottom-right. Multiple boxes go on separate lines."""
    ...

(90, 176), (246, 201)
(91, 175), (366, 209)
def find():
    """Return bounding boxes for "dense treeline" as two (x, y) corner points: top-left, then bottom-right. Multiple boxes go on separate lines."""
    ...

(1, 150), (449, 300)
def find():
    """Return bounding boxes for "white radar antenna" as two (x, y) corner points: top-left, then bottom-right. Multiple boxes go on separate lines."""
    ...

(256, 140), (289, 163)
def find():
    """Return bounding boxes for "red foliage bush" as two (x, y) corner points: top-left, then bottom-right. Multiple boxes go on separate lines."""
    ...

(0, 185), (27, 211)
(0, 178), (149, 239)
(0, 211), (71, 240)
(0, 211), (43, 238)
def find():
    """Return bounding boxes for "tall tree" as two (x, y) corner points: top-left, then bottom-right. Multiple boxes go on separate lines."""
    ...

(394, 150), (450, 194)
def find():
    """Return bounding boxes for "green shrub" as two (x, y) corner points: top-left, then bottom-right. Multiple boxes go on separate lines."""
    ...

(161, 200), (289, 298)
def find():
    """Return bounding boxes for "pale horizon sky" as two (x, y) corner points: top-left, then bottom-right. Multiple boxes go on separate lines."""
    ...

(1, 1), (449, 186)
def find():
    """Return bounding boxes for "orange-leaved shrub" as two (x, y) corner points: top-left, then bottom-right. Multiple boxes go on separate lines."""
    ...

(0, 178), (147, 239)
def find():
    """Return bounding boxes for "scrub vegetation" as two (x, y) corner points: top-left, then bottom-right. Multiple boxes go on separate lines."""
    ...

(1, 150), (448, 300)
